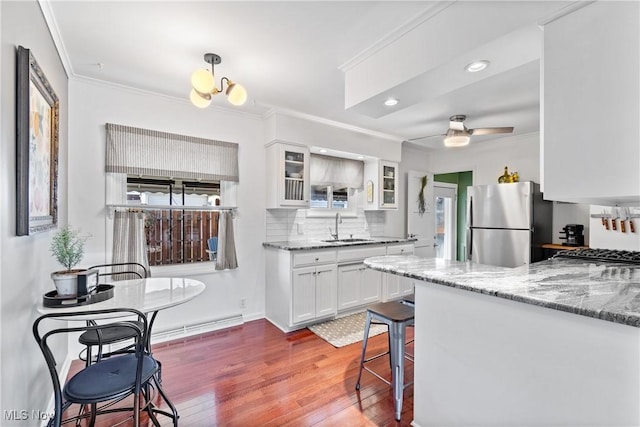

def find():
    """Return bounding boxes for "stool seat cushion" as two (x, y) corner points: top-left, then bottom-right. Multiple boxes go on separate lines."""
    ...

(367, 301), (414, 322)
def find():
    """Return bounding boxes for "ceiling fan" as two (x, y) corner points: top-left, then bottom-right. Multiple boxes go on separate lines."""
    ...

(409, 115), (514, 147)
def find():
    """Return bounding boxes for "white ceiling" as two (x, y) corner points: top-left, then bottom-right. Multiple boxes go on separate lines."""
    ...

(44, 1), (578, 150)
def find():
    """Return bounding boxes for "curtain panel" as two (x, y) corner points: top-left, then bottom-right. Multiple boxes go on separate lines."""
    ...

(105, 123), (239, 182)
(310, 154), (364, 189)
(216, 210), (238, 270)
(111, 210), (150, 280)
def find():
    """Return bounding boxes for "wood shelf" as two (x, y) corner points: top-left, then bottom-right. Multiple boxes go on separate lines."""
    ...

(541, 243), (589, 251)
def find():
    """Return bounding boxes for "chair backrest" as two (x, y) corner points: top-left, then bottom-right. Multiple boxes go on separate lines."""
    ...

(89, 262), (149, 280)
(208, 237), (218, 253)
(33, 308), (148, 426)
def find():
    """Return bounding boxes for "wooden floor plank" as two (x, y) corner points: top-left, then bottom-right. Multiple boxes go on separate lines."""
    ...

(65, 318), (414, 426)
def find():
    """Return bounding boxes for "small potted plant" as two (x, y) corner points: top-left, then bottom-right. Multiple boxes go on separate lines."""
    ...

(50, 225), (89, 297)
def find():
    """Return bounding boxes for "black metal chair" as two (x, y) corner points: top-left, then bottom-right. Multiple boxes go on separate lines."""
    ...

(89, 262), (149, 281)
(33, 308), (178, 427)
(79, 263), (150, 366)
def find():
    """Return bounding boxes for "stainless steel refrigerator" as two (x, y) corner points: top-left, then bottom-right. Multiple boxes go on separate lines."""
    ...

(466, 182), (552, 268)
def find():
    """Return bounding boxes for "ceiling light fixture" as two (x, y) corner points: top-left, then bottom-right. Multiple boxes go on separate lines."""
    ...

(443, 128), (470, 147)
(384, 98), (399, 106)
(190, 53), (247, 108)
(464, 60), (490, 73)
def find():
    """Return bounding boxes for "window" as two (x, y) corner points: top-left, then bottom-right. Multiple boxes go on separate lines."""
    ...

(106, 123), (239, 271)
(310, 185), (351, 210)
(309, 153), (362, 214)
(126, 176), (220, 266)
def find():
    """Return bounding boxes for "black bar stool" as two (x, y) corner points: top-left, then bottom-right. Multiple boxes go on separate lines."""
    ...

(355, 301), (415, 421)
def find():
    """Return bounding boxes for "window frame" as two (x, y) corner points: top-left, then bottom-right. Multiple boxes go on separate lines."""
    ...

(307, 185), (358, 218)
(125, 176), (221, 268)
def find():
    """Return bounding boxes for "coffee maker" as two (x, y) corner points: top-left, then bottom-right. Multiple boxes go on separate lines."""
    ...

(559, 224), (585, 246)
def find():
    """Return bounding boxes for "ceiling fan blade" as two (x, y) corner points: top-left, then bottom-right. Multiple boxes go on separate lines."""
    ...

(449, 121), (465, 131)
(469, 126), (514, 136)
(407, 133), (445, 142)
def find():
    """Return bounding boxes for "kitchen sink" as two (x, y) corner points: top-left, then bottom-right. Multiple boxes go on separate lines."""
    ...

(321, 238), (373, 243)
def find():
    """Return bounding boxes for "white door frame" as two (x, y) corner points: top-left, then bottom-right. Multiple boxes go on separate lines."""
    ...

(434, 182), (458, 260)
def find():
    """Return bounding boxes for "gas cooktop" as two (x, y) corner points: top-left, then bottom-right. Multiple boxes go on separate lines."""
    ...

(553, 248), (640, 265)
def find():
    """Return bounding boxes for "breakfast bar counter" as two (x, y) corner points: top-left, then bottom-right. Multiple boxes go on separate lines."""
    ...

(364, 255), (640, 426)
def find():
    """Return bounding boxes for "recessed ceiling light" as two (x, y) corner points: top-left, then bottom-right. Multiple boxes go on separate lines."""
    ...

(384, 98), (398, 107)
(464, 60), (490, 73)
(357, 156), (364, 160)
(319, 149), (327, 153)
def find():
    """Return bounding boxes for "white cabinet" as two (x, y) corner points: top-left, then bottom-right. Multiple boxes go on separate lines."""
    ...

(336, 245), (385, 312)
(292, 264), (337, 324)
(337, 263), (382, 312)
(364, 160), (398, 210)
(542, 1), (640, 205)
(383, 244), (415, 301)
(265, 141), (310, 208)
(265, 248), (337, 332)
(265, 242), (413, 332)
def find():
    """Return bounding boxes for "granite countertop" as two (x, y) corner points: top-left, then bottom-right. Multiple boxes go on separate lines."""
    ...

(364, 255), (640, 328)
(263, 237), (415, 251)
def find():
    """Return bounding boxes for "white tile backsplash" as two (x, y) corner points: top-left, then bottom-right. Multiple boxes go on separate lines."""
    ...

(265, 208), (385, 242)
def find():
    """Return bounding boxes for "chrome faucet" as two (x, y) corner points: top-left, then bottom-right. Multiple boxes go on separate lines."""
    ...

(329, 212), (342, 240)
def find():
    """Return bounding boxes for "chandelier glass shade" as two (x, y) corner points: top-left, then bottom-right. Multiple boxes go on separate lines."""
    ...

(190, 53), (247, 108)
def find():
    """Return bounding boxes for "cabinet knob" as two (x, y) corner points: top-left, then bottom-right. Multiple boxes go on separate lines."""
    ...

(400, 249), (405, 253)
(315, 257), (319, 261)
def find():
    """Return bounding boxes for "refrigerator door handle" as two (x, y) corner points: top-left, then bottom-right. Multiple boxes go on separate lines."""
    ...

(468, 195), (473, 227)
(467, 228), (472, 261)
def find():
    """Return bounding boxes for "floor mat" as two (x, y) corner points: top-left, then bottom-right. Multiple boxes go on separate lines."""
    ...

(308, 312), (387, 348)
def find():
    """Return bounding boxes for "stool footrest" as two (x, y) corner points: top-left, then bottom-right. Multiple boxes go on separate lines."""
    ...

(363, 366), (391, 386)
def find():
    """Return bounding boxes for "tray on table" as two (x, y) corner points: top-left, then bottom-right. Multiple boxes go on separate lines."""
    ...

(43, 284), (115, 308)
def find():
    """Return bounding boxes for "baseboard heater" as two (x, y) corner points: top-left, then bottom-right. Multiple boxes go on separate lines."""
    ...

(151, 313), (244, 343)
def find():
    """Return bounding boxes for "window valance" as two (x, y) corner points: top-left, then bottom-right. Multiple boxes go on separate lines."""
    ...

(310, 154), (363, 189)
(105, 123), (239, 182)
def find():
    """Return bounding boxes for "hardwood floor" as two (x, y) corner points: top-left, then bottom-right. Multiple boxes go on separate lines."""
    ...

(67, 319), (414, 426)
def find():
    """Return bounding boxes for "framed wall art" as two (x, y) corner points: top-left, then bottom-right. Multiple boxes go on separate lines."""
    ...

(16, 46), (59, 236)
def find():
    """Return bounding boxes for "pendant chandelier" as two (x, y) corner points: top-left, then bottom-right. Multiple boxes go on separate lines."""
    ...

(190, 53), (247, 108)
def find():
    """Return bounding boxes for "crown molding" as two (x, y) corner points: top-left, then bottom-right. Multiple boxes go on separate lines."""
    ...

(260, 103), (404, 144)
(339, 1), (454, 72)
(39, 0), (73, 78)
(73, 75), (263, 121)
(537, 1), (596, 26)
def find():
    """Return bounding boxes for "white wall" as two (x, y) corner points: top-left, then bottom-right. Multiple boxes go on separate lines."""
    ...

(1, 0), (69, 422)
(68, 78), (266, 333)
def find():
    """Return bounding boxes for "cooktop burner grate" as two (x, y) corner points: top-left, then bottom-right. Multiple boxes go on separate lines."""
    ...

(553, 248), (640, 264)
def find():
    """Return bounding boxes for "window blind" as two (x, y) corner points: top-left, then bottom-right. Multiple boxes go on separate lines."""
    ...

(106, 123), (239, 182)
(310, 154), (364, 189)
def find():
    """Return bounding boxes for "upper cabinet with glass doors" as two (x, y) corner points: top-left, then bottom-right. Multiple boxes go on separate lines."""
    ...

(266, 141), (310, 208)
(364, 159), (398, 210)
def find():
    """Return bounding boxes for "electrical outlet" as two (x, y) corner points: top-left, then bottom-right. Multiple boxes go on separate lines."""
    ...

(297, 222), (304, 234)
(240, 298), (246, 309)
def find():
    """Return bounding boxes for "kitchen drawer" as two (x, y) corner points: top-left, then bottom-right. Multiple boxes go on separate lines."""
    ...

(337, 245), (386, 263)
(293, 250), (337, 267)
(387, 244), (414, 256)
